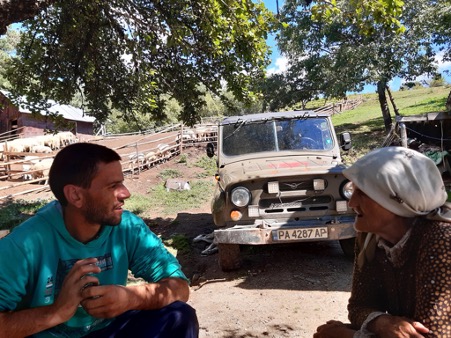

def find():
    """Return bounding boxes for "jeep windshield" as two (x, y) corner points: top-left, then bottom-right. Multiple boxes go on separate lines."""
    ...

(222, 117), (334, 156)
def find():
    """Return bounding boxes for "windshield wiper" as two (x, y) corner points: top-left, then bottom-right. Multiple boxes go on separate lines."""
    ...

(224, 119), (247, 141)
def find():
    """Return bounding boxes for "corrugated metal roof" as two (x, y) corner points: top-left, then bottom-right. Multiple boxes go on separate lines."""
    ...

(0, 90), (96, 123)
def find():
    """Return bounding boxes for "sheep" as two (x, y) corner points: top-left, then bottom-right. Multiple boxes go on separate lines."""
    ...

(175, 129), (196, 145)
(5, 140), (25, 158)
(31, 145), (53, 154)
(22, 155), (40, 180)
(128, 152), (145, 173)
(144, 151), (158, 168)
(29, 158), (54, 184)
(57, 131), (77, 147)
(194, 126), (208, 142)
(156, 144), (172, 162)
(164, 178), (191, 192)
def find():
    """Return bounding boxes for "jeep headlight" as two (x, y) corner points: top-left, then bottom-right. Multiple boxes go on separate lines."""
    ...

(231, 187), (251, 207)
(340, 180), (354, 200)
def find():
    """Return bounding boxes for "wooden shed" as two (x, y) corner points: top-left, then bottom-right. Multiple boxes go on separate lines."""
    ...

(0, 90), (96, 140)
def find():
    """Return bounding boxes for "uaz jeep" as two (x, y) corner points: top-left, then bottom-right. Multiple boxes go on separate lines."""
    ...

(206, 111), (356, 271)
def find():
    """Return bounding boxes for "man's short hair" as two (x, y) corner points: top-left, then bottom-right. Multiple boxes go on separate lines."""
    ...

(49, 143), (122, 206)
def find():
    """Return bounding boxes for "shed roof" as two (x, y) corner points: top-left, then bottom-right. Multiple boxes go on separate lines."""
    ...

(0, 90), (96, 123)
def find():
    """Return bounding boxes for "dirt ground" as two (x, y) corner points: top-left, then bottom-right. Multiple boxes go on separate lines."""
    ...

(0, 137), (354, 338)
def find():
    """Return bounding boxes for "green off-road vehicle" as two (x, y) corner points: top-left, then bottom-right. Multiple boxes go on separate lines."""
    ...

(206, 111), (356, 271)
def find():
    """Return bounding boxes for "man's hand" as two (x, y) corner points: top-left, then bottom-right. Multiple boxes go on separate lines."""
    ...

(368, 315), (429, 338)
(80, 284), (132, 318)
(80, 277), (190, 319)
(51, 258), (101, 323)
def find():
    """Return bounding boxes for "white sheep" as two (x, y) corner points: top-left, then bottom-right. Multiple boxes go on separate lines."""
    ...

(128, 152), (145, 173)
(156, 144), (172, 162)
(22, 155), (40, 180)
(165, 178), (191, 192)
(31, 145), (53, 154)
(30, 158), (54, 183)
(144, 151), (158, 168)
(57, 131), (76, 147)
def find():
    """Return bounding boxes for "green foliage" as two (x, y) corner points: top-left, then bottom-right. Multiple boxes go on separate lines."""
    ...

(311, 0), (406, 36)
(145, 180), (215, 216)
(428, 74), (447, 88)
(0, 28), (20, 89)
(177, 154), (188, 164)
(0, 199), (50, 231)
(275, 0), (438, 122)
(158, 169), (182, 181)
(5, 0), (277, 126)
(193, 156), (217, 177)
(163, 234), (191, 255)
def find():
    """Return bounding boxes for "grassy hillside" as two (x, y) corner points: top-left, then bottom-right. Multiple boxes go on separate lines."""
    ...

(331, 86), (450, 163)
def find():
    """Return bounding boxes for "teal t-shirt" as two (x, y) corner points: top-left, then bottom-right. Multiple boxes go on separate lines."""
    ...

(0, 201), (187, 337)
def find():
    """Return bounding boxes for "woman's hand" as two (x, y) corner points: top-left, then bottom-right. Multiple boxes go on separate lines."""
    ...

(368, 315), (429, 338)
(314, 320), (356, 338)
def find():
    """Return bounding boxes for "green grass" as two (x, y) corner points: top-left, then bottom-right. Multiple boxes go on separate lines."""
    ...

(0, 199), (50, 230)
(193, 155), (217, 178)
(144, 180), (214, 216)
(332, 86), (450, 163)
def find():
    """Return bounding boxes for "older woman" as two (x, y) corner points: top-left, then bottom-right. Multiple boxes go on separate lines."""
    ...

(314, 146), (451, 338)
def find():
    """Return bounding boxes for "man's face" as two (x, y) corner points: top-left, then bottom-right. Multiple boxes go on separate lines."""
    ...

(81, 161), (131, 226)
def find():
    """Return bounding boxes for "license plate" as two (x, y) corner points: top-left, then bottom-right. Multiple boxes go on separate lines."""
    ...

(272, 227), (328, 241)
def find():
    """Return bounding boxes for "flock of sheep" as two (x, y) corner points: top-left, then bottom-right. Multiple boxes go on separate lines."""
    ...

(0, 131), (77, 183)
(125, 125), (218, 174)
(0, 124), (219, 185)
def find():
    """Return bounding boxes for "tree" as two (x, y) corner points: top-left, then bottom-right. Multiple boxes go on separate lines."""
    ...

(277, 0), (437, 130)
(0, 0), (57, 35)
(1, 0), (277, 126)
(0, 28), (20, 88)
(430, 0), (451, 110)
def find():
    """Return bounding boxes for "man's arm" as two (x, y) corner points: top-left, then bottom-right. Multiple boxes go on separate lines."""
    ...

(80, 277), (189, 318)
(0, 258), (101, 338)
(0, 304), (69, 338)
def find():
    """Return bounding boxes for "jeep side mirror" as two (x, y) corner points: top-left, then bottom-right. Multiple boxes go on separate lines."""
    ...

(340, 132), (352, 151)
(206, 142), (215, 158)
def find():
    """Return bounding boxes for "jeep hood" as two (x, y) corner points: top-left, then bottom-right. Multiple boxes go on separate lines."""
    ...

(219, 156), (346, 188)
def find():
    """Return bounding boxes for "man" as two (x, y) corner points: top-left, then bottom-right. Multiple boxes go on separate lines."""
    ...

(0, 143), (199, 337)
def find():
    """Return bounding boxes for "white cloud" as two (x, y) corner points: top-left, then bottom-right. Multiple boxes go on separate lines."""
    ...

(266, 56), (288, 75)
(434, 50), (451, 72)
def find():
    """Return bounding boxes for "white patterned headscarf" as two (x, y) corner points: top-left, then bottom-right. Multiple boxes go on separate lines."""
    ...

(343, 146), (449, 219)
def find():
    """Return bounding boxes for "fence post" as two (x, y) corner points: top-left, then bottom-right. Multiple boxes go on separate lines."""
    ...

(179, 124), (184, 156)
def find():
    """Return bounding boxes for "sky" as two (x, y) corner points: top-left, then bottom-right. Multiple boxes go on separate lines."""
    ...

(262, 0), (451, 93)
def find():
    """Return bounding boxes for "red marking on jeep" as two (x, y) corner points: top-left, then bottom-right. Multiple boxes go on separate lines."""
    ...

(268, 162), (309, 169)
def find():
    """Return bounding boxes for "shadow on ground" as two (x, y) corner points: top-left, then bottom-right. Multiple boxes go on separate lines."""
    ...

(145, 212), (354, 293)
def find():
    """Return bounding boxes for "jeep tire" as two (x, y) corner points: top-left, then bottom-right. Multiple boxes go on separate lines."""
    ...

(218, 243), (241, 271)
(339, 238), (356, 258)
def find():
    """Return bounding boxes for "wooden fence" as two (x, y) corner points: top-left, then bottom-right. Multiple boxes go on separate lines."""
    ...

(313, 98), (363, 115)
(0, 124), (218, 200)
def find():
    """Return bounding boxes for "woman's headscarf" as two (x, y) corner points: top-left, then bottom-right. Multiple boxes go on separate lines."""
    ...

(343, 146), (448, 218)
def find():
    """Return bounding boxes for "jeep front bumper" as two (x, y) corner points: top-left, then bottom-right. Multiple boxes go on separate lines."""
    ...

(214, 217), (356, 245)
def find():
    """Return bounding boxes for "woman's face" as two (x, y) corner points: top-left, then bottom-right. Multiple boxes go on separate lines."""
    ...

(348, 184), (400, 236)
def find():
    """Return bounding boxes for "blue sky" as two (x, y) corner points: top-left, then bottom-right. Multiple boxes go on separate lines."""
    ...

(262, 0), (451, 93)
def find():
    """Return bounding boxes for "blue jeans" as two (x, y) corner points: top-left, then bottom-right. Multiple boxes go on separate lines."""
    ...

(83, 301), (199, 338)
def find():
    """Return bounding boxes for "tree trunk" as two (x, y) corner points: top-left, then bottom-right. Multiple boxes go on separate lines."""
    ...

(0, 0), (56, 35)
(385, 85), (400, 116)
(446, 90), (451, 112)
(377, 80), (392, 131)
